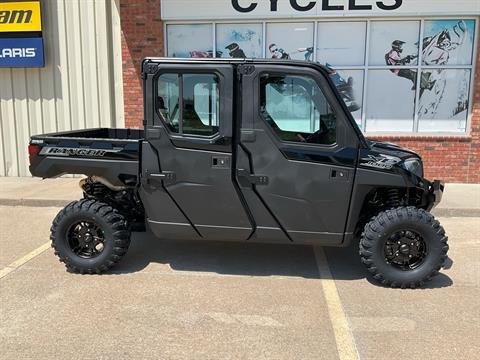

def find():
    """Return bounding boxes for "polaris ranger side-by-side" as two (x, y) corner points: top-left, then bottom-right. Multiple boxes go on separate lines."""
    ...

(29, 58), (447, 288)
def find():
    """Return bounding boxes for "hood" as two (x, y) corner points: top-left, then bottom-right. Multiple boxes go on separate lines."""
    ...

(358, 139), (424, 175)
(367, 139), (420, 160)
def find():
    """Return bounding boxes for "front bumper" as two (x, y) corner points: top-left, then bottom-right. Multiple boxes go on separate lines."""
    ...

(426, 180), (444, 211)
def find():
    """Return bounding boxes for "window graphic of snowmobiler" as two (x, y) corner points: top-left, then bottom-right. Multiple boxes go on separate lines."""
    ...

(418, 20), (469, 119)
(268, 44), (314, 61)
(327, 65), (361, 113)
(422, 20), (467, 66)
(382, 20), (470, 120)
(225, 43), (247, 58)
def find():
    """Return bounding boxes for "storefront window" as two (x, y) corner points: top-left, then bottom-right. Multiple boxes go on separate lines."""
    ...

(366, 69), (417, 132)
(422, 20), (475, 66)
(417, 69), (471, 132)
(317, 22), (366, 67)
(165, 18), (477, 134)
(216, 23), (263, 58)
(265, 22), (314, 61)
(369, 21), (420, 66)
(330, 69), (364, 127)
(167, 24), (214, 58)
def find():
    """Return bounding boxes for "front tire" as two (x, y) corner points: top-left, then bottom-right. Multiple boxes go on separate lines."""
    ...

(359, 207), (448, 288)
(51, 199), (131, 274)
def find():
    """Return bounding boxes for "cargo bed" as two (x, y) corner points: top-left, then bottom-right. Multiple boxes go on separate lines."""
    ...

(29, 128), (143, 186)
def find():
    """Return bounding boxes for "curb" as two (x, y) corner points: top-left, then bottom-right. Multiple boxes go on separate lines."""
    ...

(431, 208), (480, 218)
(0, 198), (479, 217)
(0, 199), (73, 208)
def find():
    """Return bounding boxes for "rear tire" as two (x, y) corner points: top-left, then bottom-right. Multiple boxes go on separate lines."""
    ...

(359, 207), (448, 288)
(51, 199), (131, 274)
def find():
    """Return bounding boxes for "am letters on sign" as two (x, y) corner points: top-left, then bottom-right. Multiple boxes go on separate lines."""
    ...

(231, 0), (403, 12)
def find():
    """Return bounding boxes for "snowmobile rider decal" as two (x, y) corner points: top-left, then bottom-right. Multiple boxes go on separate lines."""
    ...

(225, 43), (246, 58)
(231, 0), (403, 13)
(422, 21), (467, 66)
(269, 44), (290, 59)
(385, 40), (417, 86)
(385, 40), (434, 96)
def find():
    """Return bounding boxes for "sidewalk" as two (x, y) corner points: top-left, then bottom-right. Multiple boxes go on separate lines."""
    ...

(0, 177), (82, 207)
(0, 177), (478, 216)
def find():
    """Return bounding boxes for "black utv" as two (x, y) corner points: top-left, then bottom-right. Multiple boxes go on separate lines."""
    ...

(29, 58), (448, 288)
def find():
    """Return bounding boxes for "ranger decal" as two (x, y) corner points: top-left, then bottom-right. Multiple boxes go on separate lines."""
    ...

(39, 147), (120, 158)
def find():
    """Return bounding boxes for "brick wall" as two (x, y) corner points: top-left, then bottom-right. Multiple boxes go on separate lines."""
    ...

(120, 0), (163, 128)
(119, 4), (479, 183)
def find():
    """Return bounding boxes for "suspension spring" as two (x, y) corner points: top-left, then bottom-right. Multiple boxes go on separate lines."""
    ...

(386, 188), (401, 208)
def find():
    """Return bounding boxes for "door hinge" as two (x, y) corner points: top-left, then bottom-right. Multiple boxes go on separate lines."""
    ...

(237, 169), (269, 186)
(237, 64), (255, 76)
(143, 63), (158, 75)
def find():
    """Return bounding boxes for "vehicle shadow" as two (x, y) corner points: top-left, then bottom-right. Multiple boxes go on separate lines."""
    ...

(111, 231), (363, 280)
(110, 231), (453, 288)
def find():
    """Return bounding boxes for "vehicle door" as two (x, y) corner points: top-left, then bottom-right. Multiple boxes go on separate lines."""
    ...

(140, 62), (252, 241)
(237, 64), (360, 245)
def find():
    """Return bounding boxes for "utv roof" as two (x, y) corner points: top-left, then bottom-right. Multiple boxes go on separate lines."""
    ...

(142, 57), (333, 74)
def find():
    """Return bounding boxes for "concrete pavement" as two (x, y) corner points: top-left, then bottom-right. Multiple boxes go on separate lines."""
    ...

(0, 205), (479, 359)
(0, 177), (479, 359)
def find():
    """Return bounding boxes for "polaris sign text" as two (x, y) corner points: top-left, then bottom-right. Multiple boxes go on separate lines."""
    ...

(161, 0), (480, 20)
(0, 37), (44, 67)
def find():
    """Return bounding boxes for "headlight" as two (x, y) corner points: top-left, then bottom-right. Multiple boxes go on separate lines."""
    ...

(401, 158), (424, 177)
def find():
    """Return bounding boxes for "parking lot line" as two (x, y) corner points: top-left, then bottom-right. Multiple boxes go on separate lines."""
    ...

(314, 246), (360, 360)
(0, 241), (51, 280)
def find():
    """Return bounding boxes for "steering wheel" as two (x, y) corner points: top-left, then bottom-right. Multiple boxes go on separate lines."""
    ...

(304, 121), (328, 143)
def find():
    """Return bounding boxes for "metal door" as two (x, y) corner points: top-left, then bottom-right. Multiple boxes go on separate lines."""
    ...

(237, 64), (360, 245)
(141, 62), (252, 241)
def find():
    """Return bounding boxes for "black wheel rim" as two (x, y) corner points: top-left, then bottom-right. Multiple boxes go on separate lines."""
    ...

(384, 230), (427, 271)
(67, 220), (105, 259)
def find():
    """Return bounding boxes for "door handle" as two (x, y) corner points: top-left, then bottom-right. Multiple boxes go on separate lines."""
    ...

(143, 170), (176, 187)
(330, 169), (349, 181)
(148, 172), (176, 181)
(212, 156), (230, 169)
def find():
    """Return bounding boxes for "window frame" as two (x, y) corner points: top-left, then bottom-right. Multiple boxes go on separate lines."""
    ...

(255, 64), (353, 151)
(164, 16), (478, 137)
(154, 70), (223, 140)
(258, 70), (341, 149)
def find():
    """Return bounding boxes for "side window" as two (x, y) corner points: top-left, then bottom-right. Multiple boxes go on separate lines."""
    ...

(260, 74), (336, 145)
(184, 74), (219, 136)
(157, 73), (219, 136)
(157, 74), (180, 132)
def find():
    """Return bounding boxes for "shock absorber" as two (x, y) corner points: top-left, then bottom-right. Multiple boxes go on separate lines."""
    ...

(386, 188), (401, 209)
